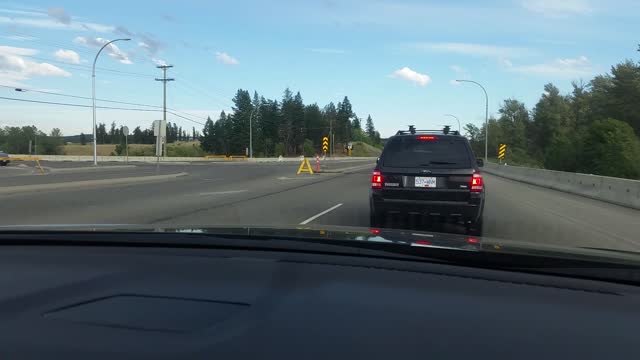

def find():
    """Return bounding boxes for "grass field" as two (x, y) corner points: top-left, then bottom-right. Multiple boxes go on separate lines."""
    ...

(63, 141), (203, 157)
(63, 144), (153, 156)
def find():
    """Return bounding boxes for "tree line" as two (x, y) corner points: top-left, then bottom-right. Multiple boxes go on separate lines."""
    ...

(200, 88), (382, 157)
(93, 122), (201, 145)
(0, 126), (64, 155)
(465, 52), (640, 179)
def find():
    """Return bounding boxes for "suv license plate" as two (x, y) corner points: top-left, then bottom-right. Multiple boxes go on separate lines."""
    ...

(415, 177), (437, 188)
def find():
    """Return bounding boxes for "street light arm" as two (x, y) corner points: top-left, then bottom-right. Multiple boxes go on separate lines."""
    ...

(92, 38), (130, 166)
(444, 114), (461, 133)
(455, 79), (489, 162)
(92, 38), (131, 75)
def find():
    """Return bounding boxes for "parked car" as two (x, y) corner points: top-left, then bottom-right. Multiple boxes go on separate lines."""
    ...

(0, 151), (9, 166)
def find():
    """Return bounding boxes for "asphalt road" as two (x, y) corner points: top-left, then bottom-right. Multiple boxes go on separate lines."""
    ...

(1, 160), (639, 252)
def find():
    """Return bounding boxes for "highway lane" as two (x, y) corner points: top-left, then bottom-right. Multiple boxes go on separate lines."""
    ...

(1, 161), (639, 252)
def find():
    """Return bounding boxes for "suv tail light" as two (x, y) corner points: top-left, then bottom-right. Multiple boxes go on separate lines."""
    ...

(471, 172), (483, 192)
(372, 170), (383, 189)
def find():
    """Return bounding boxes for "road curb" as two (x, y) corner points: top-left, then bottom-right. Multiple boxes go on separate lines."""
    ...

(0, 172), (189, 195)
(46, 165), (137, 173)
(319, 163), (375, 173)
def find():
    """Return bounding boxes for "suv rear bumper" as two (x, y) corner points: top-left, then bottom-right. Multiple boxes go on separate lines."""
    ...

(370, 194), (483, 223)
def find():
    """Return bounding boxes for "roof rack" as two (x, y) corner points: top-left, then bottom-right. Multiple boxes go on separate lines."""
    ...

(396, 125), (460, 136)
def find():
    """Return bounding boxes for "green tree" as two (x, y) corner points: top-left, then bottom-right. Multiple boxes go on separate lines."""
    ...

(304, 103), (325, 147)
(336, 96), (353, 144)
(303, 139), (315, 156)
(497, 99), (529, 151)
(96, 123), (107, 144)
(607, 60), (640, 135)
(579, 119), (640, 178)
(365, 115), (375, 138)
(200, 116), (216, 153)
(80, 132), (87, 145)
(230, 89), (253, 155)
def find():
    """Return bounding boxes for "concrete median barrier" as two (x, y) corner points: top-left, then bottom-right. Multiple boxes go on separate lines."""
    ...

(484, 163), (640, 210)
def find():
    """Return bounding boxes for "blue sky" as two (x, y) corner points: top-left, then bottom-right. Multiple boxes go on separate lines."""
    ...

(0, 0), (638, 137)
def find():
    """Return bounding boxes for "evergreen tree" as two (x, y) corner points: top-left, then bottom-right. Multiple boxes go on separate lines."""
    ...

(365, 115), (375, 139)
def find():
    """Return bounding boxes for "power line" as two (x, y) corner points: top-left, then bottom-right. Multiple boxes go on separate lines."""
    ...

(1, 84), (209, 122)
(0, 95), (158, 111)
(20, 54), (157, 78)
(0, 95), (206, 126)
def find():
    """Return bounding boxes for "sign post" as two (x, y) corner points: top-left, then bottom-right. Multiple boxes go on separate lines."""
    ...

(322, 136), (329, 156)
(123, 126), (129, 164)
(498, 144), (507, 163)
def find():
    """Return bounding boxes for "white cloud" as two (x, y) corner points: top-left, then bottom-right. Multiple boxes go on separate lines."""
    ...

(0, 45), (70, 87)
(47, 7), (70, 24)
(0, 45), (36, 56)
(152, 58), (167, 66)
(506, 56), (593, 77)
(115, 25), (133, 36)
(3, 35), (37, 41)
(74, 36), (132, 64)
(215, 51), (239, 65)
(521, 0), (593, 17)
(411, 42), (534, 59)
(0, 15), (114, 33)
(307, 48), (346, 54)
(138, 34), (162, 56)
(391, 67), (431, 86)
(54, 49), (80, 64)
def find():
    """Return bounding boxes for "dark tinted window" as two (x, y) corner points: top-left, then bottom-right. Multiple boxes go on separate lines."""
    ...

(382, 136), (472, 168)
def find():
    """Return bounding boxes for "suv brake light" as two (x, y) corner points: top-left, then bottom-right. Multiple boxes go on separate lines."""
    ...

(417, 135), (437, 141)
(372, 170), (383, 189)
(471, 173), (483, 192)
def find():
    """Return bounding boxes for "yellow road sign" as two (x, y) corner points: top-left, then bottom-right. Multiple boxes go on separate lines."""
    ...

(296, 157), (314, 175)
(498, 144), (507, 159)
(322, 136), (329, 152)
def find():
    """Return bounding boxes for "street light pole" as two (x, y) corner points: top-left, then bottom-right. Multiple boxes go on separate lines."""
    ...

(444, 114), (461, 133)
(249, 106), (257, 158)
(92, 38), (130, 166)
(456, 79), (488, 162)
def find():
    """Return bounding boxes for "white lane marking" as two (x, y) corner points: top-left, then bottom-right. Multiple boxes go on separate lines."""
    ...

(300, 203), (343, 225)
(198, 190), (248, 196)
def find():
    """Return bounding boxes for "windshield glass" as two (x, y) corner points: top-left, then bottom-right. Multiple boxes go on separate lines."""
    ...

(0, 0), (639, 269)
(383, 137), (473, 168)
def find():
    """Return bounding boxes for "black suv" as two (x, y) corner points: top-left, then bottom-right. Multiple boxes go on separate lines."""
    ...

(370, 126), (485, 235)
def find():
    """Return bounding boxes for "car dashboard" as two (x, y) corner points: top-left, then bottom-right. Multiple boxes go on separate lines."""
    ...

(1, 243), (639, 359)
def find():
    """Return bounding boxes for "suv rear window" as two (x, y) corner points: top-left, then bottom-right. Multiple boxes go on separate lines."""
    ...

(382, 136), (473, 168)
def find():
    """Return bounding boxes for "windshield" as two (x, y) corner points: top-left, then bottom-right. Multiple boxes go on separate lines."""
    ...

(1, 0), (639, 270)
(383, 137), (473, 168)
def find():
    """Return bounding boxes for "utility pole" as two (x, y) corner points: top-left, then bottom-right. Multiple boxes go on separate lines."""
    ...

(156, 65), (174, 157)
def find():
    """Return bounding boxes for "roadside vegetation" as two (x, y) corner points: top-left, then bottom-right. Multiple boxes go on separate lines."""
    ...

(466, 52), (640, 179)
